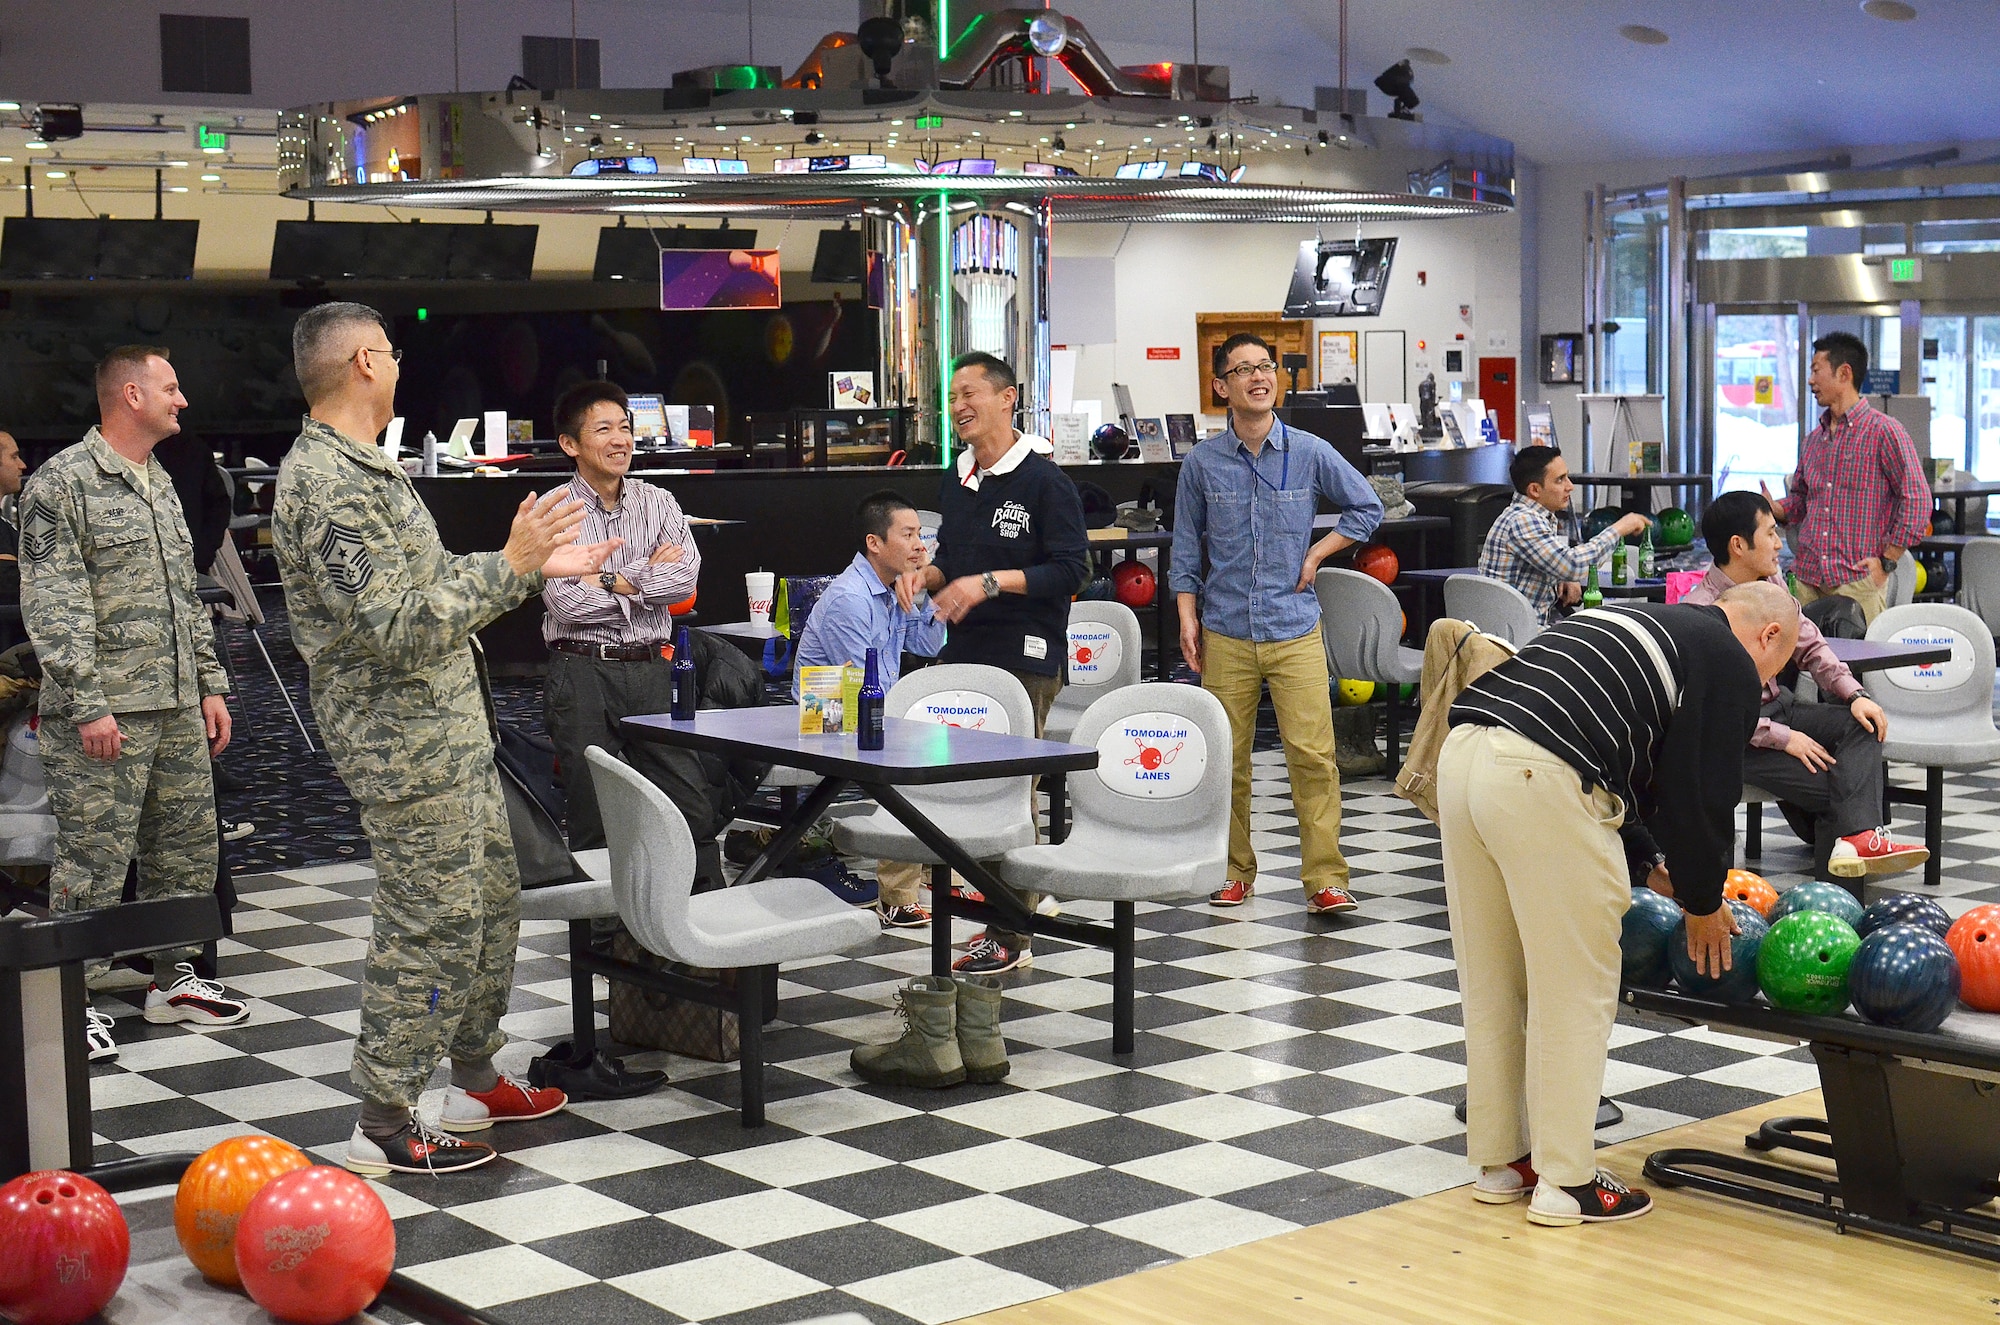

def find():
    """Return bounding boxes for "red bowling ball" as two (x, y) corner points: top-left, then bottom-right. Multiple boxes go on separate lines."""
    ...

(0, 1170), (130, 1325)
(1946, 904), (2000, 1012)
(1353, 543), (1399, 585)
(1111, 560), (1156, 609)
(234, 1166), (396, 1325)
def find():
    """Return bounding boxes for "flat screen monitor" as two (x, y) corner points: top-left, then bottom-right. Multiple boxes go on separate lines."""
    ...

(628, 394), (668, 439)
(1283, 237), (1397, 318)
(0, 218), (198, 279)
(658, 248), (782, 310)
(811, 228), (866, 284)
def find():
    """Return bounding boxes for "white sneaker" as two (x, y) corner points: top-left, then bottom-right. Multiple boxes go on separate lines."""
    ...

(223, 821), (256, 842)
(85, 1008), (118, 1062)
(1035, 894), (1062, 918)
(143, 964), (250, 1026)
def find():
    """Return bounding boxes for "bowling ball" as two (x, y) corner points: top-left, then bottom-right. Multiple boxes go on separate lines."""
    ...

(1769, 879), (1864, 931)
(1913, 559), (1929, 595)
(1336, 679), (1375, 706)
(1111, 560), (1156, 608)
(0, 1170), (130, 1325)
(1932, 510), (1957, 536)
(1077, 576), (1116, 602)
(1582, 506), (1625, 542)
(176, 1134), (311, 1287)
(1621, 886), (1683, 989)
(1669, 899), (1767, 1004)
(1655, 506), (1696, 547)
(1353, 543), (1399, 585)
(1090, 423), (1130, 461)
(1849, 924), (1961, 1033)
(1856, 892), (1952, 942)
(1722, 869), (1778, 919)
(236, 1166), (395, 1325)
(1758, 911), (1861, 1016)
(1945, 904), (2000, 1012)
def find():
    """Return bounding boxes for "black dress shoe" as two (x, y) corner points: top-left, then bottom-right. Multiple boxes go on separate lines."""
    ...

(528, 1040), (667, 1100)
(211, 760), (247, 794)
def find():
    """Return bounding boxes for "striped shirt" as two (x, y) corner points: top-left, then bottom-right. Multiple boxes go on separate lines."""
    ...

(542, 474), (700, 647)
(1449, 602), (1761, 915)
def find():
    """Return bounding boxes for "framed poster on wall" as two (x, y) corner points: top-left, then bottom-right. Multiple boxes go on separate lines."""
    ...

(1194, 311), (1311, 414)
(1318, 330), (1358, 386)
(1540, 333), (1582, 385)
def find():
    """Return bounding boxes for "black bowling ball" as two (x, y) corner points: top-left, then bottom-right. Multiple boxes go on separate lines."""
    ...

(1091, 424), (1131, 461)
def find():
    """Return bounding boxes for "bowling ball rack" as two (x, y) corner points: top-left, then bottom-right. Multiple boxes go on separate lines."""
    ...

(1625, 985), (2000, 1264)
(1, 895), (518, 1325)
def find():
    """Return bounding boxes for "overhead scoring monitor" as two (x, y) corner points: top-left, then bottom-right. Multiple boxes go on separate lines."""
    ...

(1282, 237), (1398, 318)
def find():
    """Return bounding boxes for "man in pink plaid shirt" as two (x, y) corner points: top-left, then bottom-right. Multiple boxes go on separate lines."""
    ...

(1762, 331), (1929, 626)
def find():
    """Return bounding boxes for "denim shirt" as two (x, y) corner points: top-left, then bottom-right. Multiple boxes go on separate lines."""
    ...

(1169, 421), (1384, 643)
(791, 552), (948, 699)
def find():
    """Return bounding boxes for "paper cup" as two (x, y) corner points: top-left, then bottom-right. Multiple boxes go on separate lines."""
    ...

(746, 571), (775, 628)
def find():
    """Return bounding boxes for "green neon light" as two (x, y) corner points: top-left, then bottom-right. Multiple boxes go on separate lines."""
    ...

(937, 192), (952, 466)
(939, 0), (950, 58)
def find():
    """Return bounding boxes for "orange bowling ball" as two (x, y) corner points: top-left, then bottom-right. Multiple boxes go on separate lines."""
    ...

(1947, 904), (2000, 1012)
(175, 1134), (311, 1287)
(1722, 869), (1778, 919)
(1353, 543), (1400, 585)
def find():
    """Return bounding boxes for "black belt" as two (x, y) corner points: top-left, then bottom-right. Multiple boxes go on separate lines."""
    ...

(549, 638), (673, 662)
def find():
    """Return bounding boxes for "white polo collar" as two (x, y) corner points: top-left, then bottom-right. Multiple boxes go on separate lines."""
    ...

(957, 432), (1051, 490)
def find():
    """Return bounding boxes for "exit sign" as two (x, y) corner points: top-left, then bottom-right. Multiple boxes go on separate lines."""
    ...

(1888, 256), (1923, 283)
(1145, 346), (1181, 360)
(915, 114), (944, 130)
(196, 124), (228, 152)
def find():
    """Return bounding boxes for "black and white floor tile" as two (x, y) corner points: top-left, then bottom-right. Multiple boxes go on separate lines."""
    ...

(86, 732), (2000, 1325)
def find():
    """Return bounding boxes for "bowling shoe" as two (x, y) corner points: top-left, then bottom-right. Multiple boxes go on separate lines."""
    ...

(1526, 1170), (1654, 1226)
(438, 1075), (569, 1132)
(345, 1121), (496, 1176)
(85, 1007), (118, 1062)
(1209, 881), (1253, 906)
(953, 936), (1031, 974)
(1828, 826), (1930, 879)
(1306, 886), (1359, 915)
(1473, 1155), (1538, 1204)
(879, 903), (932, 928)
(143, 963), (251, 1026)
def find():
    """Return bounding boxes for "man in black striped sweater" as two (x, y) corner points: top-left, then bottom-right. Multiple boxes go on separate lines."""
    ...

(1438, 582), (1798, 1227)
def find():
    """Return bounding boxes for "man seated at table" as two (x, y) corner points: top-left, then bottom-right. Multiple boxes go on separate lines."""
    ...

(1479, 446), (1650, 625)
(1679, 490), (1926, 884)
(794, 490), (947, 927)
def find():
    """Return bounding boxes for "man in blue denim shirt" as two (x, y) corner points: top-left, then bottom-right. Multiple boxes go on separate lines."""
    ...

(1171, 333), (1384, 914)
(796, 490), (948, 926)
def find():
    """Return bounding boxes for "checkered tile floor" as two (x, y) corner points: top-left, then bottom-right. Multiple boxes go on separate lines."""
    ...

(87, 751), (2000, 1325)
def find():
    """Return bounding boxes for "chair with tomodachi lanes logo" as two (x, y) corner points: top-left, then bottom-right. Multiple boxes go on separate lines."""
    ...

(997, 682), (1230, 1052)
(1044, 601), (1144, 839)
(1866, 603), (2000, 888)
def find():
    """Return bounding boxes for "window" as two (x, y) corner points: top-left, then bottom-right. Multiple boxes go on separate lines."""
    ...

(522, 36), (600, 91)
(160, 15), (251, 95)
(1698, 227), (1808, 260)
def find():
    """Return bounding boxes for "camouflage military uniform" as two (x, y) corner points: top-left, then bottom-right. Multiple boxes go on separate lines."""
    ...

(20, 428), (226, 967)
(271, 417), (542, 1107)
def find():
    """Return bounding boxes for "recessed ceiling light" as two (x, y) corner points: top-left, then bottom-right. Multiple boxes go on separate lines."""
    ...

(1619, 24), (1670, 44)
(1406, 47), (1451, 65)
(1862, 0), (1916, 17)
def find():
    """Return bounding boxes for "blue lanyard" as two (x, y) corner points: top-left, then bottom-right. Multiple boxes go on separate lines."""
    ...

(1239, 421), (1290, 494)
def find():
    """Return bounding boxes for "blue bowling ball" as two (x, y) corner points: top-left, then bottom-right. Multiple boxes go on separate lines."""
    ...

(1770, 880), (1865, 931)
(1621, 886), (1683, 989)
(1855, 892), (1952, 941)
(1849, 923), (1961, 1033)
(1669, 899), (1768, 1004)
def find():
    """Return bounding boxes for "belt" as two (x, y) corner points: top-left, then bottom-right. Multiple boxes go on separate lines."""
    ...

(549, 638), (674, 662)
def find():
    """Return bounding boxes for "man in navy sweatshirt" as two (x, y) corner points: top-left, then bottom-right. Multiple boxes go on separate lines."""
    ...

(898, 352), (1089, 974)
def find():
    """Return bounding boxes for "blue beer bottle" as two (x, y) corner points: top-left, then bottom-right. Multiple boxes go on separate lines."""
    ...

(670, 625), (698, 720)
(857, 647), (886, 751)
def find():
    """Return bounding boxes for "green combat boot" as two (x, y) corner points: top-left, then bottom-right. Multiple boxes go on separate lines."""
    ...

(953, 975), (1009, 1083)
(851, 976), (965, 1088)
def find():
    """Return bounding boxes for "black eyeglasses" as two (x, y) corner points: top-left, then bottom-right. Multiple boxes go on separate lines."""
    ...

(355, 346), (404, 363)
(1221, 360), (1278, 380)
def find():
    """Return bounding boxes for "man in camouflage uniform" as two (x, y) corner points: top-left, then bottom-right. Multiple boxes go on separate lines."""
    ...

(21, 346), (248, 1063)
(272, 303), (621, 1176)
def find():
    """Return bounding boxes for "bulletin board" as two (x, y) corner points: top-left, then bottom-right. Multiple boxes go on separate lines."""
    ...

(1194, 311), (1312, 414)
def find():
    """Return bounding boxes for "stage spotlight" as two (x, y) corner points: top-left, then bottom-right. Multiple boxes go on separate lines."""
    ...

(1373, 61), (1419, 120)
(857, 16), (905, 88)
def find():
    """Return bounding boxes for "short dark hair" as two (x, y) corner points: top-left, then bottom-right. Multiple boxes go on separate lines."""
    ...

(951, 352), (1016, 393)
(1812, 331), (1868, 388)
(1509, 445), (1562, 495)
(95, 344), (170, 400)
(555, 380), (630, 442)
(1702, 489), (1773, 567)
(857, 489), (915, 551)
(290, 301), (388, 402)
(1212, 333), (1275, 378)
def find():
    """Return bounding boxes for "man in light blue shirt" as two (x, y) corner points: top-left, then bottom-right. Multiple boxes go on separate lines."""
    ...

(1171, 332), (1384, 915)
(796, 490), (947, 925)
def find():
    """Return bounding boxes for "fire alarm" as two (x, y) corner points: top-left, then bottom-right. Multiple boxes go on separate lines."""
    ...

(1417, 270), (1428, 286)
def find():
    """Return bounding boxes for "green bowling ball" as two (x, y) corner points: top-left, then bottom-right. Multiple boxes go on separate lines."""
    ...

(1656, 506), (1695, 547)
(1769, 880), (1865, 931)
(1758, 911), (1861, 1016)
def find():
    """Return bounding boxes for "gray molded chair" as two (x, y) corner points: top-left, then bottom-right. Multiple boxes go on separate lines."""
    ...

(1885, 551), (1919, 611)
(998, 682), (1230, 1053)
(1315, 566), (1425, 771)
(586, 747), (877, 1125)
(831, 664), (1037, 864)
(1046, 600), (1144, 743)
(1442, 573), (1542, 648)
(1957, 538), (2000, 632)
(1866, 603), (2000, 888)
(0, 713), (55, 869)
(1740, 784), (1777, 860)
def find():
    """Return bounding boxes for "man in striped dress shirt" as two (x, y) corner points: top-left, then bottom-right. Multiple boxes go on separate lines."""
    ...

(1438, 583), (1797, 1227)
(542, 380), (702, 852)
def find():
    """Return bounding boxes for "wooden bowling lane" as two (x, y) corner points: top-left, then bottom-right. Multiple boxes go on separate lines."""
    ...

(968, 1091), (2000, 1325)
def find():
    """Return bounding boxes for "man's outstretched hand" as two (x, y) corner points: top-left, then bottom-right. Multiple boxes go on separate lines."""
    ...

(544, 538), (625, 580)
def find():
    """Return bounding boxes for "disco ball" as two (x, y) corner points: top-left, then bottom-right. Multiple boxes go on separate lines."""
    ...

(1027, 14), (1068, 57)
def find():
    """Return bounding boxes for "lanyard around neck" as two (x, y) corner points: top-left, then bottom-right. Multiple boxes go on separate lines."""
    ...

(1239, 420), (1289, 493)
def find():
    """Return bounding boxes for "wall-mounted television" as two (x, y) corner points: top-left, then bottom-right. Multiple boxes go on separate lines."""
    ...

(1282, 237), (1397, 318)
(659, 249), (782, 310)
(0, 218), (199, 279)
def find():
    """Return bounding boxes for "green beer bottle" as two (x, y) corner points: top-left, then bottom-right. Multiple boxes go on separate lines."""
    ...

(1611, 541), (1630, 587)
(1582, 563), (1604, 609)
(1638, 524), (1656, 579)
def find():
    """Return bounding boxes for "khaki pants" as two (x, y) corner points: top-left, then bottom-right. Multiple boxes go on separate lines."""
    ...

(1200, 627), (1349, 894)
(1795, 574), (1887, 626)
(1438, 724), (1628, 1188)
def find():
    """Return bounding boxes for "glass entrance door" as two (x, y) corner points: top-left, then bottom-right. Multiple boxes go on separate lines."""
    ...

(1977, 317), (2000, 481)
(1712, 312), (1799, 494)
(1922, 316), (1968, 471)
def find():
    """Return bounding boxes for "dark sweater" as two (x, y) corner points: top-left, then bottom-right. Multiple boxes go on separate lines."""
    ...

(933, 452), (1090, 678)
(1449, 602), (1762, 916)
(152, 432), (231, 574)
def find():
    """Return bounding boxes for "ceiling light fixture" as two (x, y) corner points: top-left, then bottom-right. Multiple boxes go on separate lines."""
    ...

(1619, 24), (1670, 44)
(1861, 0), (1917, 16)
(1405, 47), (1451, 65)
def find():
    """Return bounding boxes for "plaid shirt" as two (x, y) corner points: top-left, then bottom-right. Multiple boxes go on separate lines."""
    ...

(1778, 399), (1929, 590)
(1477, 495), (1623, 625)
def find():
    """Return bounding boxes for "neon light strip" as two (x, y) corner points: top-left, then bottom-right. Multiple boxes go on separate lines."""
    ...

(937, 191), (952, 466)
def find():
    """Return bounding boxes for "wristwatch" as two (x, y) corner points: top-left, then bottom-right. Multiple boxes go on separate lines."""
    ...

(599, 571), (618, 593)
(980, 570), (1000, 599)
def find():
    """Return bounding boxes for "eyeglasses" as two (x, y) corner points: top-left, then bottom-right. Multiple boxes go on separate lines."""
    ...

(1220, 361), (1278, 380)
(355, 346), (404, 364)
